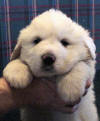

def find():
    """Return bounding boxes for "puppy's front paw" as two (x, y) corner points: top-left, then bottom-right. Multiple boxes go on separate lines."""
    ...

(3, 59), (32, 88)
(57, 77), (85, 103)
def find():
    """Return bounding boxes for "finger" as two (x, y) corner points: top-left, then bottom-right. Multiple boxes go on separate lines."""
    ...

(85, 79), (91, 89)
(83, 80), (91, 96)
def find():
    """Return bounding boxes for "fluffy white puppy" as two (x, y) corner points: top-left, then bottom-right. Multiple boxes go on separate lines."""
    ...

(3, 9), (98, 121)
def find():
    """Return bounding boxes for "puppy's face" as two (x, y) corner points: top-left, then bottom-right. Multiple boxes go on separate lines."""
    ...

(16, 10), (91, 77)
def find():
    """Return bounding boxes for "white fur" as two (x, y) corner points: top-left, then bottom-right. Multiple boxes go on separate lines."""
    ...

(3, 59), (32, 88)
(3, 9), (98, 121)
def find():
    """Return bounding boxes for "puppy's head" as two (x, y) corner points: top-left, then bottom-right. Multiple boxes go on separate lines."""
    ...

(11, 9), (96, 77)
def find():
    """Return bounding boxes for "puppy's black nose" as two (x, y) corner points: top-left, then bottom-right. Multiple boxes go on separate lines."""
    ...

(42, 53), (56, 66)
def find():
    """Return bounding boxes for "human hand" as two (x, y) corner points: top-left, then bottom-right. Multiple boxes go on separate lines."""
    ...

(0, 77), (91, 115)
(15, 78), (91, 113)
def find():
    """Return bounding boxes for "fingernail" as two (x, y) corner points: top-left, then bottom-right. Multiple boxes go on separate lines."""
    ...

(85, 80), (91, 89)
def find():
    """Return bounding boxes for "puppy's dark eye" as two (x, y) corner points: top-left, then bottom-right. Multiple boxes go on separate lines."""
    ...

(34, 37), (41, 45)
(61, 39), (69, 47)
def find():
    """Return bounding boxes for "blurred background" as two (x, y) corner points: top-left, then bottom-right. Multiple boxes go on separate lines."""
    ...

(0, 0), (100, 120)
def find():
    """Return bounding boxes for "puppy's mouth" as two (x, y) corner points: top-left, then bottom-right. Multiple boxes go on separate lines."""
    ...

(41, 65), (66, 78)
(41, 63), (71, 77)
(42, 65), (55, 72)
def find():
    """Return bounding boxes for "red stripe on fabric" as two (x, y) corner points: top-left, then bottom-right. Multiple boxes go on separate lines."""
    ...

(0, 10), (97, 15)
(0, 40), (17, 45)
(1, 13), (100, 22)
(97, 53), (100, 56)
(60, 4), (100, 8)
(94, 37), (100, 39)
(0, 17), (33, 21)
(0, 6), (32, 9)
(0, 4), (100, 9)
(91, 29), (100, 32)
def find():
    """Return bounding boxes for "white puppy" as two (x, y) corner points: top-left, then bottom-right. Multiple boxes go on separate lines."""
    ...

(3, 9), (98, 121)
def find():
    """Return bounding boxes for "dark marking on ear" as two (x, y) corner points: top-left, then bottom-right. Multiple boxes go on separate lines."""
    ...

(10, 41), (22, 61)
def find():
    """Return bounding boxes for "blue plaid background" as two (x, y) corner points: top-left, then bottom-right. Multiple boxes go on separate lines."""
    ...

(0, 0), (100, 120)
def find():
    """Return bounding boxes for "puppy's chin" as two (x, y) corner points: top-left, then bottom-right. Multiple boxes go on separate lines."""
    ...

(32, 69), (57, 78)
(32, 67), (69, 78)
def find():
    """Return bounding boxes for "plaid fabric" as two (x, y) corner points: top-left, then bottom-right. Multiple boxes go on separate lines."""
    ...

(0, 0), (100, 76)
(0, 0), (100, 120)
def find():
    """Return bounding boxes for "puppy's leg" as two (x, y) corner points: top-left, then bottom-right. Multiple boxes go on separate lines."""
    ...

(78, 85), (99, 121)
(3, 59), (32, 88)
(57, 61), (95, 103)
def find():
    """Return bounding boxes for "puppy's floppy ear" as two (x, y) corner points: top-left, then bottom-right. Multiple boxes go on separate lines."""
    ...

(10, 25), (30, 61)
(83, 36), (96, 60)
(10, 40), (22, 61)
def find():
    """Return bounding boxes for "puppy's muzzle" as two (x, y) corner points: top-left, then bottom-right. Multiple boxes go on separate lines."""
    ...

(41, 53), (56, 70)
